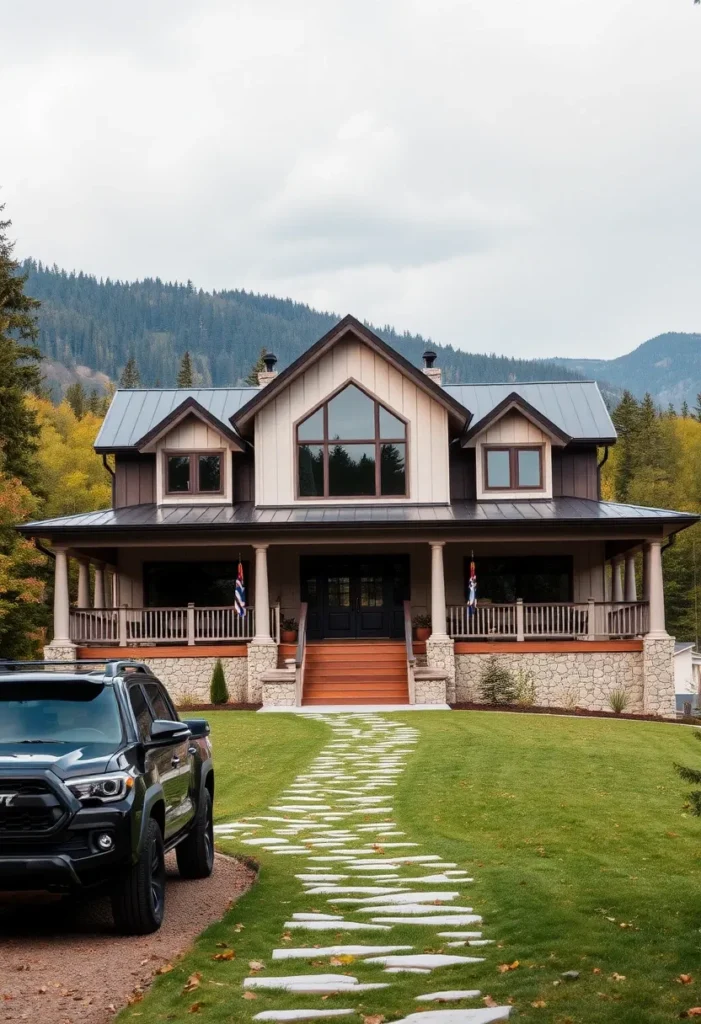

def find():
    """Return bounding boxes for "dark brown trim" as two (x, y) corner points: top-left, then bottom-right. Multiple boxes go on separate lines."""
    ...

(134, 396), (245, 452)
(295, 383), (408, 499)
(462, 392), (571, 446)
(231, 315), (471, 433)
(483, 444), (545, 491)
(163, 450), (225, 496)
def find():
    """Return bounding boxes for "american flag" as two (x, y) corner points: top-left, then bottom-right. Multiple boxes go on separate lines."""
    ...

(235, 560), (246, 617)
(467, 558), (477, 615)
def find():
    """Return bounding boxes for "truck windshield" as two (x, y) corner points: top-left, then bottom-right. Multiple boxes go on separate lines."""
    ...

(0, 683), (123, 745)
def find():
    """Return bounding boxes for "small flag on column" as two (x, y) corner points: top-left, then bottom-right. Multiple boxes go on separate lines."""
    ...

(235, 559), (246, 617)
(467, 557), (477, 615)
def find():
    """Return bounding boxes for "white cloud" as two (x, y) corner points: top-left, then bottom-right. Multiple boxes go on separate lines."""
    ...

(1, 0), (700, 359)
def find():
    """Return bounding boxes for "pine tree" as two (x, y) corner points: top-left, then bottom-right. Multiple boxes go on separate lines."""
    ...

(611, 391), (641, 503)
(120, 355), (141, 388)
(0, 207), (42, 489)
(694, 393), (701, 422)
(682, 400), (690, 418)
(675, 733), (701, 815)
(65, 381), (87, 418)
(176, 351), (194, 387)
(87, 389), (102, 415)
(209, 658), (229, 704)
(245, 347), (268, 386)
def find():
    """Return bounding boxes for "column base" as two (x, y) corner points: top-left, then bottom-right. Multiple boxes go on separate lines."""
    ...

(642, 634), (676, 718)
(44, 642), (78, 662)
(246, 641), (278, 703)
(425, 636), (455, 703)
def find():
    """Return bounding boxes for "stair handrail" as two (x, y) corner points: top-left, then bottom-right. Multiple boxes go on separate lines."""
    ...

(295, 601), (309, 706)
(403, 600), (416, 705)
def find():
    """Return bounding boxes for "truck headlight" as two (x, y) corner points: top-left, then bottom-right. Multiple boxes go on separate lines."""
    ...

(67, 772), (134, 803)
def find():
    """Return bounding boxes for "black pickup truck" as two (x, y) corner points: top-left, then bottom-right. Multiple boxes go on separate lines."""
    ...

(0, 660), (214, 934)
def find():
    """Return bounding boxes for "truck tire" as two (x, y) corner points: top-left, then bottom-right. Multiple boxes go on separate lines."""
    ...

(111, 817), (166, 934)
(176, 788), (214, 879)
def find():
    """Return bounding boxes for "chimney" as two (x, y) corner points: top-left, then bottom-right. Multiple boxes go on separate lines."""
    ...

(258, 352), (278, 386)
(422, 350), (442, 386)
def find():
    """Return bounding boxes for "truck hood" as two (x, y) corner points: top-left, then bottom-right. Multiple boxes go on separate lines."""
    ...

(0, 742), (121, 777)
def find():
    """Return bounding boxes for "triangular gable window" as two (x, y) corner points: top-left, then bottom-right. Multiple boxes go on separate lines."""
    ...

(297, 384), (407, 498)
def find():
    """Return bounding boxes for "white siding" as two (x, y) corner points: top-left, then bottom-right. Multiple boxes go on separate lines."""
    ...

(153, 413), (236, 505)
(254, 337), (450, 505)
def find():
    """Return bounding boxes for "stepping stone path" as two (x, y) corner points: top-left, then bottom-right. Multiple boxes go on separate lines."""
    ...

(215, 714), (512, 1022)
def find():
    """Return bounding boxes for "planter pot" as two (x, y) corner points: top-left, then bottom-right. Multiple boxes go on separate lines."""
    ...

(414, 627), (431, 642)
(282, 630), (298, 644)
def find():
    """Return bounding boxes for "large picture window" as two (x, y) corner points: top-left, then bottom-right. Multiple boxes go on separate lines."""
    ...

(484, 446), (543, 490)
(165, 452), (223, 495)
(297, 384), (407, 498)
(465, 556), (572, 604)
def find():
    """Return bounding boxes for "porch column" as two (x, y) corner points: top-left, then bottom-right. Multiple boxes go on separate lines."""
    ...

(252, 544), (271, 642)
(77, 559), (90, 607)
(103, 570), (113, 609)
(611, 557), (624, 603)
(624, 553), (637, 602)
(93, 563), (106, 609)
(429, 541), (448, 638)
(642, 544), (652, 602)
(646, 540), (667, 637)
(53, 546), (71, 643)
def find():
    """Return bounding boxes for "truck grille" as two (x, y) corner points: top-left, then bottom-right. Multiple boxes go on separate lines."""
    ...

(0, 778), (67, 834)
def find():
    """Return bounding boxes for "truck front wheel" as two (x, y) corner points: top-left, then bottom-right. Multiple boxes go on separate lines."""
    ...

(111, 817), (166, 934)
(176, 788), (214, 879)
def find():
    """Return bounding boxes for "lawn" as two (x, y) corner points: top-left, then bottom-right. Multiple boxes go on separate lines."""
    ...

(118, 710), (701, 1024)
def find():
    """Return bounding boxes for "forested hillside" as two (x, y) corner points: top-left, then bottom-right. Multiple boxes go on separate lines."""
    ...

(23, 260), (586, 396)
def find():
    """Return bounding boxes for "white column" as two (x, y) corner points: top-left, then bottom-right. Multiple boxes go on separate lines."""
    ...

(429, 541), (448, 639)
(611, 557), (624, 603)
(624, 553), (637, 602)
(103, 570), (113, 608)
(252, 544), (271, 642)
(642, 544), (652, 602)
(646, 540), (667, 637)
(93, 563), (105, 609)
(53, 546), (71, 643)
(77, 559), (90, 607)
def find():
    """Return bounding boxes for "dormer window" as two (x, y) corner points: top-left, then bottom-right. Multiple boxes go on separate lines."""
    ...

(297, 384), (407, 498)
(484, 446), (543, 491)
(165, 452), (223, 495)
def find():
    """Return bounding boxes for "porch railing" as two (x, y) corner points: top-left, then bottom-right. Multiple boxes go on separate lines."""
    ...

(70, 603), (281, 646)
(447, 599), (649, 640)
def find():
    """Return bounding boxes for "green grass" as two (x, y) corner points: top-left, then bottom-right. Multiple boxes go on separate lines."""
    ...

(117, 711), (701, 1024)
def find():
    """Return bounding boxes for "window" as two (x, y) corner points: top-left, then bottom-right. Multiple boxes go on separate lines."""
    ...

(129, 684), (154, 742)
(165, 452), (223, 495)
(484, 446), (543, 490)
(144, 561), (247, 607)
(465, 556), (572, 604)
(145, 682), (178, 722)
(297, 384), (407, 498)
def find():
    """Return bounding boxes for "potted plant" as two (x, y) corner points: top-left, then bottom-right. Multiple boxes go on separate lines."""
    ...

(281, 617), (298, 643)
(413, 614), (431, 642)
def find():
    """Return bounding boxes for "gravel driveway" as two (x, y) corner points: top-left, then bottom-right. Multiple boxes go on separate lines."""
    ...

(0, 852), (255, 1024)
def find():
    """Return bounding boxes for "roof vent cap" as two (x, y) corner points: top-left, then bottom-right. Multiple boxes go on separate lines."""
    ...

(263, 353), (278, 373)
(423, 350), (437, 368)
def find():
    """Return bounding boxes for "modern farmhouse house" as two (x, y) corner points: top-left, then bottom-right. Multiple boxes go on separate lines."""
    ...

(19, 316), (697, 714)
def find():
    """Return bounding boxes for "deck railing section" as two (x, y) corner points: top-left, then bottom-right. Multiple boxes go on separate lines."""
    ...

(70, 604), (279, 646)
(447, 599), (649, 640)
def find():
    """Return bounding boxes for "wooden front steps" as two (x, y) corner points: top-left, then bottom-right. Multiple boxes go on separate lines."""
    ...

(302, 641), (409, 705)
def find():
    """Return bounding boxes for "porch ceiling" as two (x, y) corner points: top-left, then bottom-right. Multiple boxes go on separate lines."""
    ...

(18, 497), (698, 542)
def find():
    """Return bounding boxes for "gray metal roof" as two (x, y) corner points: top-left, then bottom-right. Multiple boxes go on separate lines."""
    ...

(19, 498), (697, 536)
(94, 388), (258, 451)
(444, 381), (616, 443)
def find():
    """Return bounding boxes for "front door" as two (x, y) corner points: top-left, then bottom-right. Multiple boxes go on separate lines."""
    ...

(302, 555), (409, 640)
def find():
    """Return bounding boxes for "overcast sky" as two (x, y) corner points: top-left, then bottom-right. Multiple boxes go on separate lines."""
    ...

(3, 0), (700, 360)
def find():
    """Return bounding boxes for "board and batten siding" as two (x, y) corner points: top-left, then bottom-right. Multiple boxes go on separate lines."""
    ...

(114, 454), (156, 508)
(473, 410), (553, 500)
(254, 337), (451, 505)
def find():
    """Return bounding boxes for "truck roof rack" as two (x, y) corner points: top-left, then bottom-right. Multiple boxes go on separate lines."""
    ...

(0, 659), (155, 678)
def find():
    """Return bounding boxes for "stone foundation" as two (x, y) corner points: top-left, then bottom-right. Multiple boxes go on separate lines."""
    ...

(246, 642), (278, 703)
(414, 675), (448, 704)
(135, 655), (248, 706)
(44, 642), (78, 662)
(425, 636), (456, 703)
(261, 677), (297, 707)
(455, 649), (647, 714)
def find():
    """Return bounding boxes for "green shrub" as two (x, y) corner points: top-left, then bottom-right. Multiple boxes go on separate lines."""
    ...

(412, 614), (431, 629)
(608, 687), (630, 714)
(515, 668), (537, 707)
(210, 658), (229, 705)
(479, 657), (516, 705)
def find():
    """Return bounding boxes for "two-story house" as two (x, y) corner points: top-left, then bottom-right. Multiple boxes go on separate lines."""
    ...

(19, 316), (697, 714)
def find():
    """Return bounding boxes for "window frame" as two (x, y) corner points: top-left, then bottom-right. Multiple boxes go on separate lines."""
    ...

(482, 444), (544, 492)
(163, 449), (225, 497)
(295, 384), (409, 500)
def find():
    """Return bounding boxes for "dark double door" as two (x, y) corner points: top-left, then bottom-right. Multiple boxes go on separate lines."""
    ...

(301, 554), (410, 640)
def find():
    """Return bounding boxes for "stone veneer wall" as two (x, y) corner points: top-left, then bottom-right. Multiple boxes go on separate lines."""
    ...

(455, 650), (645, 713)
(642, 636), (676, 716)
(261, 679), (297, 707)
(425, 637), (456, 703)
(247, 642), (278, 704)
(414, 676), (448, 704)
(137, 655), (248, 706)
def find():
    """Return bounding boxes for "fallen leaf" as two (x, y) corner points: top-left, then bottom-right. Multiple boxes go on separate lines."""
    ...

(681, 1011), (701, 1019)
(592, 968), (601, 975)
(679, 975), (694, 985)
(234, 923), (245, 933)
(531, 1000), (546, 1008)
(610, 973), (626, 982)
(182, 973), (202, 995)
(498, 961), (520, 973)
(188, 1002), (203, 1014)
(156, 964), (174, 976)
(212, 950), (235, 961)
(242, 992), (258, 1001)
(363, 1016), (385, 1024)
(281, 932), (293, 942)
(215, 942), (228, 948)
(483, 996), (498, 1008)
(248, 961), (265, 973)
(127, 991), (144, 1006)
(331, 954), (355, 964)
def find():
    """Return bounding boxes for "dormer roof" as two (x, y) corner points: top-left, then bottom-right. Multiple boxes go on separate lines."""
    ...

(460, 391), (572, 447)
(133, 396), (246, 451)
